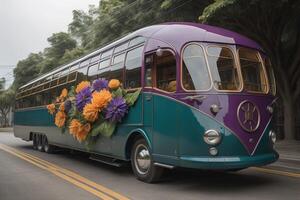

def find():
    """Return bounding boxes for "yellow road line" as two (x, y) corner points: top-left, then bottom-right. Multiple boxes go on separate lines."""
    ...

(0, 144), (130, 200)
(252, 167), (300, 179)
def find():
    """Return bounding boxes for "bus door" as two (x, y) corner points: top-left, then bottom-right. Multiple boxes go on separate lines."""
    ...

(144, 50), (179, 164)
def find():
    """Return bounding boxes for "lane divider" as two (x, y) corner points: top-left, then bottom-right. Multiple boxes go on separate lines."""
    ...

(0, 144), (130, 200)
(251, 167), (300, 179)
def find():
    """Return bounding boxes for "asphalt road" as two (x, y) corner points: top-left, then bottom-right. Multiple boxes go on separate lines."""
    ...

(0, 131), (299, 200)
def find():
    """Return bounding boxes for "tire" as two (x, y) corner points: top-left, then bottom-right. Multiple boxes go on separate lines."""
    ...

(37, 134), (44, 152)
(32, 134), (38, 150)
(42, 135), (55, 153)
(131, 138), (164, 183)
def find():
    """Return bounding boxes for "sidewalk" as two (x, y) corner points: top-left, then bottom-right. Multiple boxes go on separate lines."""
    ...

(0, 127), (13, 132)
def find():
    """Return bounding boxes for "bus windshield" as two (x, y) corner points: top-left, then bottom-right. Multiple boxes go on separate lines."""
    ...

(239, 47), (268, 93)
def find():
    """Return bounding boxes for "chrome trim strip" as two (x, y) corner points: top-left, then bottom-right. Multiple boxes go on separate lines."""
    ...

(251, 117), (272, 156)
(154, 162), (175, 169)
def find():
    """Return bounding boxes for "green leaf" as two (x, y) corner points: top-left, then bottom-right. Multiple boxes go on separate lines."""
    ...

(112, 87), (123, 98)
(100, 121), (116, 137)
(125, 88), (141, 106)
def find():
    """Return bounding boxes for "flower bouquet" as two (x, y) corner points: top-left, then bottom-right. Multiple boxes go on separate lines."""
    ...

(47, 78), (141, 145)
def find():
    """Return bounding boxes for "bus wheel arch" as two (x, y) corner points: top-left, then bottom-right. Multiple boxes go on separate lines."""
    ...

(125, 129), (152, 160)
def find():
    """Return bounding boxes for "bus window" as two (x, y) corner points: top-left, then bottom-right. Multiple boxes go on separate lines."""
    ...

(207, 46), (240, 91)
(87, 63), (99, 81)
(239, 47), (267, 93)
(264, 57), (276, 95)
(156, 51), (176, 92)
(110, 53), (125, 83)
(125, 46), (143, 89)
(101, 49), (113, 59)
(144, 55), (154, 87)
(90, 54), (101, 64)
(129, 37), (145, 47)
(182, 44), (211, 91)
(114, 42), (129, 54)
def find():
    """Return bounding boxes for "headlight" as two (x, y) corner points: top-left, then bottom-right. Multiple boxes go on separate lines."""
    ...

(203, 130), (222, 145)
(269, 130), (276, 143)
(267, 105), (274, 114)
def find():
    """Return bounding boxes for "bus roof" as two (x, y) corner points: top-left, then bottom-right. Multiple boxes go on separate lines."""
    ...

(19, 22), (262, 90)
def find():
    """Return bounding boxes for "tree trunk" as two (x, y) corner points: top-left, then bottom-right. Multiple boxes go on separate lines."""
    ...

(282, 97), (296, 140)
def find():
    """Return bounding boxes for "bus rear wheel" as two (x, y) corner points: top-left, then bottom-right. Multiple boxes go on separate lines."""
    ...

(32, 134), (38, 150)
(131, 138), (164, 183)
(42, 135), (55, 153)
(37, 134), (44, 152)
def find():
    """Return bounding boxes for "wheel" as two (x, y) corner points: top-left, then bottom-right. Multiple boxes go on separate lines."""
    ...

(32, 134), (38, 150)
(42, 135), (55, 153)
(131, 138), (164, 183)
(37, 134), (44, 152)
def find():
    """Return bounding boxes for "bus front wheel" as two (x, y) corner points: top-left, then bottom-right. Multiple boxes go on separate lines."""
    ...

(131, 138), (164, 183)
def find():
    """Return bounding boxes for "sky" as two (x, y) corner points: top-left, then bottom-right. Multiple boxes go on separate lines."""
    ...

(0, 0), (99, 88)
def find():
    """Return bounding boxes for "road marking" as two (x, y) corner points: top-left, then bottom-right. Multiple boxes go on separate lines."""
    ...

(252, 167), (300, 178)
(0, 144), (130, 200)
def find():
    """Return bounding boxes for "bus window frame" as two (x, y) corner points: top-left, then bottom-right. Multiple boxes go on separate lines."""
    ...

(124, 44), (144, 91)
(144, 48), (177, 94)
(205, 44), (244, 93)
(237, 47), (269, 94)
(262, 55), (276, 95)
(180, 43), (213, 92)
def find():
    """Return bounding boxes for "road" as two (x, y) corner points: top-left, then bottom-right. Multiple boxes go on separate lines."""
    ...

(0, 131), (299, 200)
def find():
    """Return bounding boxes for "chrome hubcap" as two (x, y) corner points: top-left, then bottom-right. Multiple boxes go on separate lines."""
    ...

(134, 144), (151, 175)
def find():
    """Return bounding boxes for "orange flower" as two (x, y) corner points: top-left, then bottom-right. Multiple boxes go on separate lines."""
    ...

(47, 104), (56, 115)
(83, 103), (99, 122)
(69, 119), (81, 138)
(76, 123), (91, 142)
(76, 81), (90, 93)
(60, 88), (68, 99)
(68, 119), (91, 142)
(91, 89), (112, 110)
(55, 111), (66, 128)
(108, 79), (120, 89)
(59, 103), (65, 111)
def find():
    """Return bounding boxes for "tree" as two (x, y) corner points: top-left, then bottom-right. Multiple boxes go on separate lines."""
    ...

(0, 78), (5, 91)
(13, 53), (43, 90)
(199, 0), (300, 139)
(0, 89), (15, 127)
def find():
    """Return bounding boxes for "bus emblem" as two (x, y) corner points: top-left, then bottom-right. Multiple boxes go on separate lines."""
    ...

(237, 100), (260, 132)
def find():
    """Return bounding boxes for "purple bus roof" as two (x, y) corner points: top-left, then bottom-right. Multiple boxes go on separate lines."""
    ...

(135, 22), (263, 51)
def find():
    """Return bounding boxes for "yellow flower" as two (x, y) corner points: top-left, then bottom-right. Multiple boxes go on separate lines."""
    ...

(60, 88), (68, 99)
(91, 89), (112, 110)
(47, 104), (56, 115)
(59, 103), (65, 111)
(108, 79), (120, 89)
(76, 81), (91, 93)
(68, 119), (90, 142)
(83, 103), (99, 122)
(76, 123), (91, 142)
(55, 111), (66, 128)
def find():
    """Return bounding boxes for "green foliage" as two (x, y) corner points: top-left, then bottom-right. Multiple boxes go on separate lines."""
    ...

(125, 88), (141, 106)
(0, 89), (15, 127)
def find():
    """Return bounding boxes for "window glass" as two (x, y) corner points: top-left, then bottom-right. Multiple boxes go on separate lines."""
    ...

(99, 59), (110, 69)
(69, 64), (79, 72)
(129, 37), (145, 47)
(264, 57), (276, 95)
(90, 54), (100, 63)
(125, 46), (143, 88)
(80, 59), (90, 68)
(182, 44), (211, 90)
(156, 51), (176, 92)
(87, 63), (99, 81)
(239, 48), (267, 92)
(114, 42), (128, 53)
(111, 53), (125, 83)
(144, 55), (153, 87)
(207, 46), (240, 91)
(101, 49), (113, 59)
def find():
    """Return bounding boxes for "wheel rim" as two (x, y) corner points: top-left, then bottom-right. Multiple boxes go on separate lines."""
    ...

(134, 144), (151, 175)
(37, 135), (43, 150)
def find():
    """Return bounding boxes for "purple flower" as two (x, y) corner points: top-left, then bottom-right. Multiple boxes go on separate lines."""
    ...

(92, 78), (108, 91)
(64, 100), (72, 113)
(75, 87), (92, 112)
(105, 97), (128, 122)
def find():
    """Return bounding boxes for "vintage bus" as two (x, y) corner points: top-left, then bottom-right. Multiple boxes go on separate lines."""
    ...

(14, 23), (278, 183)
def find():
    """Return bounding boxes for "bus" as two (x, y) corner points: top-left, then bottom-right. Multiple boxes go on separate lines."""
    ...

(14, 22), (278, 183)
